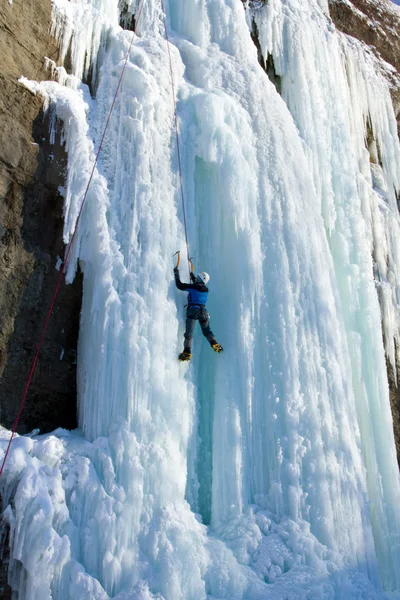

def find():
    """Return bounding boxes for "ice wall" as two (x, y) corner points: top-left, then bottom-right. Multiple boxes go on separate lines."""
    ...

(1, 0), (400, 598)
(251, 0), (400, 587)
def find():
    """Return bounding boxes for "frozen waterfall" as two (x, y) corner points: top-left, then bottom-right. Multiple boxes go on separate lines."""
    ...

(1, 0), (400, 598)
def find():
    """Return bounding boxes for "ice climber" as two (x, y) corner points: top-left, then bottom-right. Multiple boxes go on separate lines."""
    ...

(174, 266), (223, 361)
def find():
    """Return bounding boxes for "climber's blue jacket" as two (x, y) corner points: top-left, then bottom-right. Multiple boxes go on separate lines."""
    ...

(174, 269), (208, 306)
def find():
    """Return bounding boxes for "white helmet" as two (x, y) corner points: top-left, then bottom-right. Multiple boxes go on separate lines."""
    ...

(197, 271), (210, 285)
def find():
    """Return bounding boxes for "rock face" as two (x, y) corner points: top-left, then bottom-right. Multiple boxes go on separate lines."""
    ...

(0, 0), (81, 435)
(0, 4), (81, 595)
(329, 0), (400, 72)
(328, 0), (400, 136)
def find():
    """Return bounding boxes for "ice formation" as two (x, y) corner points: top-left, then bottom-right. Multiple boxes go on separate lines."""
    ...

(1, 0), (400, 598)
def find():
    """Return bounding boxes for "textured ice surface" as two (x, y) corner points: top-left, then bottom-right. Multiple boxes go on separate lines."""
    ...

(2, 0), (400, 598)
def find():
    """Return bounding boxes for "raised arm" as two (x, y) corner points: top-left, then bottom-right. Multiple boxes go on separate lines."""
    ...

(174, 267), (196, 291)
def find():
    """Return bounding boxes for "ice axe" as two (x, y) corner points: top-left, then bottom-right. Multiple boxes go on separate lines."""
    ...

(174, 251), (195, 276)
(173, 250), (181, 269)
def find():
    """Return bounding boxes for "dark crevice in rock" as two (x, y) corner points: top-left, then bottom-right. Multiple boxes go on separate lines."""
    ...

(62, 41), (97, 97)
(250, 18), (265, 70)
(250, 18), (282, 95)
(265, 53), (282, 96)
(63, 42), (73, 79)
(366, 116), (382, 167)
(119, 4), (136, 32)
(86, 62), (95, 97)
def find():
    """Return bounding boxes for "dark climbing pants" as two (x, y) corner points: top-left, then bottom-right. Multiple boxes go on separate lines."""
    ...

(184, 306), (216, 350)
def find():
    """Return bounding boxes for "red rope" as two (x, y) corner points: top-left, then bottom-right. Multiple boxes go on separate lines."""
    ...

(160, 0), (191, 277)
(0, 0), (146, 476)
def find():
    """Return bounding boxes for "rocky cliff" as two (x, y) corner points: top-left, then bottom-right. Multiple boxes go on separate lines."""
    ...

(329, 0), (400, 135)
(0, 0), (81, 439)
(0, 2), (81, 594)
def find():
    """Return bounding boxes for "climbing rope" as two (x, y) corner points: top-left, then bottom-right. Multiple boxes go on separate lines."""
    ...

(160, 0), (192, 277)
(0, 0), (146, 477)
(0, 0), (190, 476)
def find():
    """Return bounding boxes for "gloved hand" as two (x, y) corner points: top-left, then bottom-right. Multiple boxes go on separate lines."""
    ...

(174, 267), (179, 275)
(190, 272), (197, 282)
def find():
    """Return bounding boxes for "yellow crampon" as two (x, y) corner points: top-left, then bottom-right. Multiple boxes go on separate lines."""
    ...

(212, 343), (224, 353)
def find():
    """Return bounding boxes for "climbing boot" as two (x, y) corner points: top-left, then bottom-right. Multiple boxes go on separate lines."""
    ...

(178, 349), (192, 362)
(211, 342), (224, 353)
